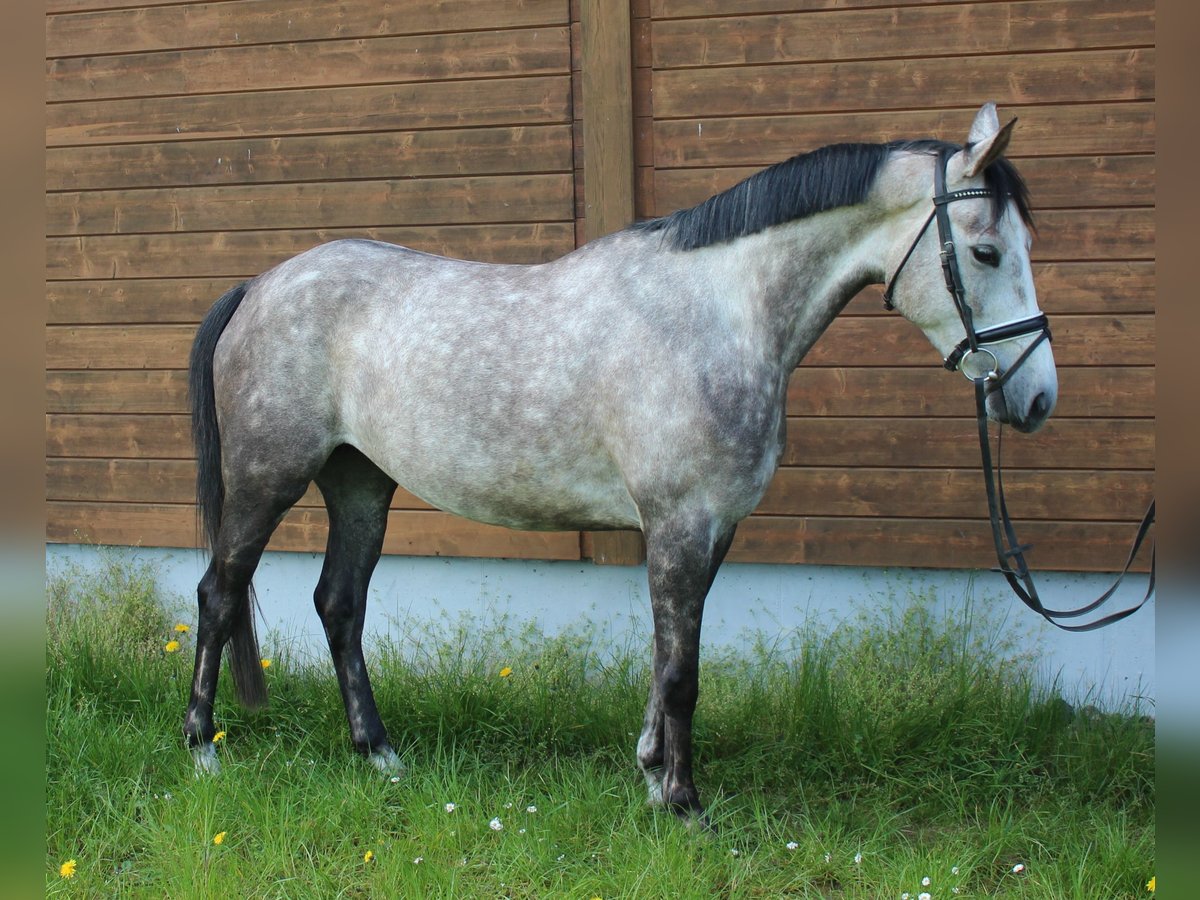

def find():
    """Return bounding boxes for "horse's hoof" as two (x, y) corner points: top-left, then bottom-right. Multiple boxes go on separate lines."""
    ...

(367, 746), (405, 777)
(192, 744), (221, 777)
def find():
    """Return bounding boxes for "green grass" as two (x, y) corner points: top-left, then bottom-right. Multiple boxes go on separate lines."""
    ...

(46, 558), (1154, 897)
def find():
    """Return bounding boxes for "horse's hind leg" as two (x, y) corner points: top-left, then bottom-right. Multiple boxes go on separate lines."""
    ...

(636, 515), (736, 822)
(313, 445), (400, 773)
(184, 477), (310, 773)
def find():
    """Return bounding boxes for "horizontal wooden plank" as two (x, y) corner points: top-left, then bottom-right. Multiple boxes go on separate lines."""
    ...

(46, 125), (573, 192)
(46, 261), (1154, 325)
(47, 174), (574, 235)
(652, 155), (1155, 214)
(45, 314), (1153, 371)
(784, 366), (1154, 419)
(47, 0), (214, 13)
(781, 416), (1154, 470)
(47, 0), (569, 58)
(47, 370), (189, 414)
(46, 75), (571, 146)
(46, 224), (576, 279)
(46, 414), (1154, 471)
(727, 515), (1153, 573)
(47, 27), (570, 103)
(46, 501), (583, 560)
(48, 278), (251, 325)
(47, 413), (194, 458)
(47, 365), (1154, 419)
(652, 0), (1020, 17)
(756, 467), (1153, 521)
(46, 456), (1152, 524)
(653, 50), (1154, 119)
(653, 0), (1152, 69)
(653, 103), (1156, 168)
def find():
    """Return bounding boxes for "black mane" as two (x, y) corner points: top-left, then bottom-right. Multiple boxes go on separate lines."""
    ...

(632, 139), (1034, 251)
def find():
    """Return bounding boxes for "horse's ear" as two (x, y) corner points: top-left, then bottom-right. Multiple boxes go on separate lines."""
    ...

(959, 102), (1016, 178)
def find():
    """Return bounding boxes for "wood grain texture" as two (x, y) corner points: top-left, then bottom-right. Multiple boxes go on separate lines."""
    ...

(651, 0), (1153, 68)
(47, 76), (571, 146)
(652, 50), (1154, 119)
(46, 125), (573, 192)
(653, 104), (1155, 167)
(47, 0), (569, 58)
(47, 27), (570, 102)
(47, 174), (574, 235)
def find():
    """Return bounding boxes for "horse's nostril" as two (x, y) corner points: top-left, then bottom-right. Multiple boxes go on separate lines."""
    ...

(1030, 392), (1050, 421)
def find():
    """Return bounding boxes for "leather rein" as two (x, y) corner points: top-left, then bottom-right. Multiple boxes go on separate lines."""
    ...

(882, 148), (1155, 632)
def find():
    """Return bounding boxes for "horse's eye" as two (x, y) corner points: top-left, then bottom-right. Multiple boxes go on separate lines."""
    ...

(972, 245), (1001, 268)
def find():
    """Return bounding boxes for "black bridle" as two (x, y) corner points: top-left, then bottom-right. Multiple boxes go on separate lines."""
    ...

(883, 148), (1155, 632)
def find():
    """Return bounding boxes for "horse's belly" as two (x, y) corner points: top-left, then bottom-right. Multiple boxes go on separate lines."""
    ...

(359, 437), (641, 532)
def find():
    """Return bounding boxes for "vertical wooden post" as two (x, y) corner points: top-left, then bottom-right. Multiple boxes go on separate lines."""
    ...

(580, 0), (645, 566)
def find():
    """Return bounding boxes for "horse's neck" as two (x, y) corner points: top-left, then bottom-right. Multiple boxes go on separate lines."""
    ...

(711, 203), (892, 371)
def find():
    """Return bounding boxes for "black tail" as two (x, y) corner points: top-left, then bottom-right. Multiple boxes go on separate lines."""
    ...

(188, 282), (268, 709)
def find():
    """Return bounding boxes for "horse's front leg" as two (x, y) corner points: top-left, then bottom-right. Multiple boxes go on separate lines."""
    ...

(637, 515), (736, 822)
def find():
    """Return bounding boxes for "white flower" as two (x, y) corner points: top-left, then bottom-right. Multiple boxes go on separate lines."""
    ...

(556, 854), (565, 861)
(922, 876), (932, 886)
(504, 802), (513, 809)
(854, 852), (863, 865)
(731, 849), (740, 857)
(902, 894), (910, 900)
(1012, 863), (1026, 874)
(953, 888), (961, 895)
(526, 805), (537, 813)
(786, 841), (799, 851)
(413, 856), (423, 864)
(390, 775), (401, 784)
(952, 866), (960, 875)
(444, 803), (456, 813)
(824, 853), (832, 863)
(489, 817), (503, 831)
(518, 828), (527, 834)
(919, 893), (931, 900)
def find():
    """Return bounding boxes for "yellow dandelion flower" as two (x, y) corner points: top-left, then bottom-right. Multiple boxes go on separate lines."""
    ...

(364, 850), (375, 863)
(260, 659), (272, 669)
(1147, 876), (1155, 893)
(164, 640), (181, 653)
(59, 859), (77, 879)
(212, 731), (226, 743)
(174, 623), (191, 633)
(213, 831), (227, 845)
(499, 666), (513, 678)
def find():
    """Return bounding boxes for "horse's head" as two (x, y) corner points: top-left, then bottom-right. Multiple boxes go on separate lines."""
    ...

(885, 103), (1057, 433)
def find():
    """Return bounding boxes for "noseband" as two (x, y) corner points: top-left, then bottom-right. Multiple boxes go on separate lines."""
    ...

(881, 148), (1154, 632)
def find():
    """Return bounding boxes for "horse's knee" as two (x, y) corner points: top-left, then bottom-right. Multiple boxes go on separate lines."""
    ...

(658, 657), (698, 713)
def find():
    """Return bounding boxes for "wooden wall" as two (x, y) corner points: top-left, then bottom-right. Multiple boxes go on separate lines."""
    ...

(46, 0), (1154, 573)
(45, 0), (581, 560)
(640, 0), (1154, 570)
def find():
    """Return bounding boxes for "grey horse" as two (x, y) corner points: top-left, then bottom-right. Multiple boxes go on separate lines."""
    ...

(185, 103), (1056, 822)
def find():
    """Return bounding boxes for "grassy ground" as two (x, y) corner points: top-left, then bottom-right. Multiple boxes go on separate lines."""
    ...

(46, 558), (1154, 898)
